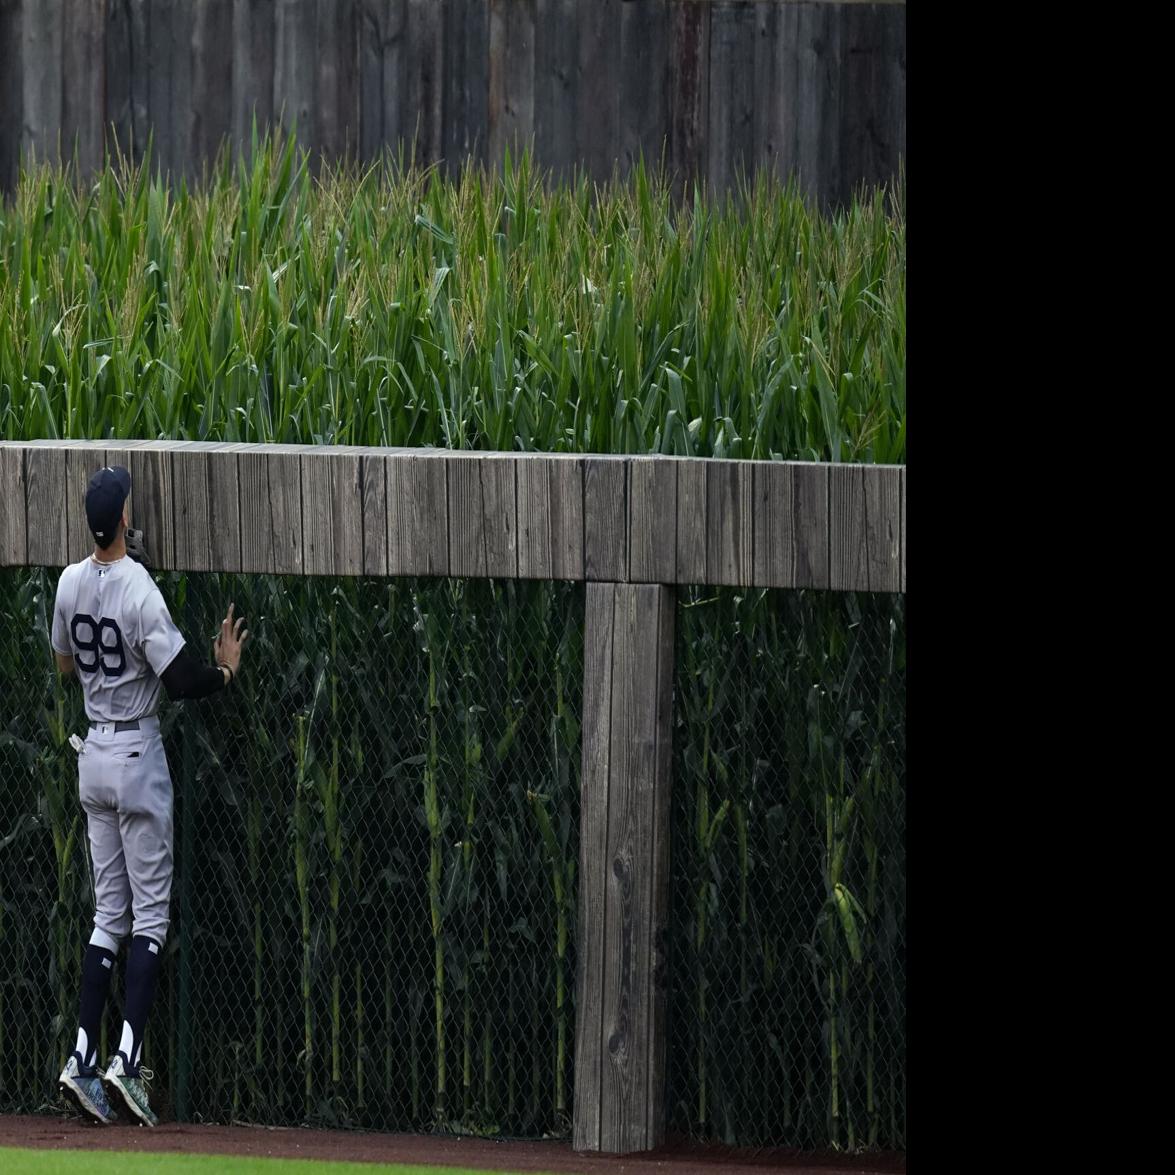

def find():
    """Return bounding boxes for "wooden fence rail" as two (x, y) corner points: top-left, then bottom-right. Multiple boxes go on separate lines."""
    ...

(0, 0), (906, 206)
(0, 437), (905, 1152)
(0, 440), (905, 592)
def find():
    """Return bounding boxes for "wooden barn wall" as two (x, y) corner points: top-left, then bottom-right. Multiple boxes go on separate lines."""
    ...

(0, 1), (906, 205)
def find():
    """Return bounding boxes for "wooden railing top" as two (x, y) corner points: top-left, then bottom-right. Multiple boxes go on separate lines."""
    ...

(0, 440), (904, 593)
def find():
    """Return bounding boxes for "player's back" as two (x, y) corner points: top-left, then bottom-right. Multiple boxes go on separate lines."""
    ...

(52, 556), (184, 724)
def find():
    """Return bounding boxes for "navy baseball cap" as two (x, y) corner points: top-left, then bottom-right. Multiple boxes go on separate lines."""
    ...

(85, 466), (131, 548)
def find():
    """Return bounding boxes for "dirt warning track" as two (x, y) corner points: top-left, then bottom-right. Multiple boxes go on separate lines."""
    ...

(0, 1114), (905, 1174)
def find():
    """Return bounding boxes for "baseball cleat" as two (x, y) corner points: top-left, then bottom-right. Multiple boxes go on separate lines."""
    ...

(59, 1053), (119, 1125)
(101, 1052), (158, 1127)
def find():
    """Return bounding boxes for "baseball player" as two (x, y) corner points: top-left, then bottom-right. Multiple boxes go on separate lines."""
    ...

(51, 465), (249, 1126)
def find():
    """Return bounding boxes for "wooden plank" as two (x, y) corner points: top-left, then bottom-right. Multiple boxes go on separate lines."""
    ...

(628, 456), (676, 584)
(233, 0), (277, 151)
(707, 1), (756, 196)
(792, 461), (829, 589)
(900, 465), (905, 592)
(315, 0), (357, 164)
(0, 448), (27, 565)
(862, 463), (900, 592)
(298, 448), (364, 576)
(25, 447), (70, 566)
(0, 0), (22, 194)
(584, 458), (627, 581)
(675, 459), (706, 583)
(619, 0), (669, 175)
(106, 0), (133, 163)
(237, 447), (304, 575)
(482, 452), (517, 578)
(752, 0), (791, 183)
(705, 458), (753, 587)
(405, 0), (444, 168)
(62, 0), (107, 177)
(573, 579), (677, 1153)
(147, 0), (176, 179)
(127, 0), (150, 167)
(208, 445), (243, 573)
(600, 582), (640, 1153)
(573, 581), (615, 1153)
(341, 0), (361, 161)
(488, 0), (535, 168)
(21, 0), (63, 167)
(124, 443), (178, 571)
(274, 0), (317, 150)
(100, 441), (146, 556)
(301, 450), (335, 576)
(361, 451), (389, 575)
(550, 455), (584, 580)
(443, 0), (489, 175)
(171, 446), (213, 571)
(316, 0), (342, 163)
(830, 463), (861, 591)
(752, 458), (794, 588)
(416, 452), (450, 577)
(65, 447), (104, 564)
(169, 0), (196, 183)
(446, 452), (516, 578)
(380, 0), (409, 157)
(576, 0), (622, 181)
(668, 0), (709, 197)
(486, 0), (506, 168)
(516, 455), (552, 580)
(358, 0), (387, 161)
(332, 448), (366, 575)
(599, 583), (670, 1152)
(883, 2), (906, 188)
(840, 0), (880, 195)
(828, 462), (853, 590)
(533, 0), (578, 183)
(645, 584), (674, 1146)
(446, 452), (487, 578)
(830, 462), (897, 592)
(192, 0), (234, 174)
(794, 0), (821, 204)
(799, 0), (843, 208)
(388, 451), (448, 577)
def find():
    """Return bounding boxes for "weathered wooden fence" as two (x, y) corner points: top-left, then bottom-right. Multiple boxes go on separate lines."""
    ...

(0, 438), (905, 1152)
(0, 1), (906, 205)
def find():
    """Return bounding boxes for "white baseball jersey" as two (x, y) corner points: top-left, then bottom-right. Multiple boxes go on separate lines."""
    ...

(51, 556), (185, 723)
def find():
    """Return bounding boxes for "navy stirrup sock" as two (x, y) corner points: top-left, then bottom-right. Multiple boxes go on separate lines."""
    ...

(117, 935), (163, 1074)
(75, 943), (117, 1073)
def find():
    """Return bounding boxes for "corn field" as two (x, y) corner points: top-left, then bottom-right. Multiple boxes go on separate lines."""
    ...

(0, 139), (905, 1151)
(0, 135), (904, 465)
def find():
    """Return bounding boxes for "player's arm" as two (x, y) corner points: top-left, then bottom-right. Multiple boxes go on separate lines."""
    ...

(139, 585), (223, 700)
(147, 597), (249, 700)
(50, 576), (75, 676)
(160, 652), (230, 699)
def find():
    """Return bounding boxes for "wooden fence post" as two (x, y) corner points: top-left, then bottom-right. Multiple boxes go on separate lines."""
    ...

(574, 581), (674, 1153)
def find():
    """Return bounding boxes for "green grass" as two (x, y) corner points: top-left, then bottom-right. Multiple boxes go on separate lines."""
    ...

(0, 1146), (547, 1175)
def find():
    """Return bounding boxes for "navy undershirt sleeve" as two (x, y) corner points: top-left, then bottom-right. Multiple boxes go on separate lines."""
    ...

(160, 652), (226, 700)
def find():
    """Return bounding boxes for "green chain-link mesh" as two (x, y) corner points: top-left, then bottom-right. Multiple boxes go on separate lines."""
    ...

(0, 570), (904, 1153)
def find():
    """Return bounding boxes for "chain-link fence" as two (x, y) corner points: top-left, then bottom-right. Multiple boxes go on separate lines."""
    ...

(669, 588), (906, 1152)
(0, 569), (904, 1155)
(0, 570), (584, 1138)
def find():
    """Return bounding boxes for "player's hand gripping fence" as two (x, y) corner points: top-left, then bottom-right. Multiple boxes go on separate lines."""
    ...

(0, 570), (904, 1154)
